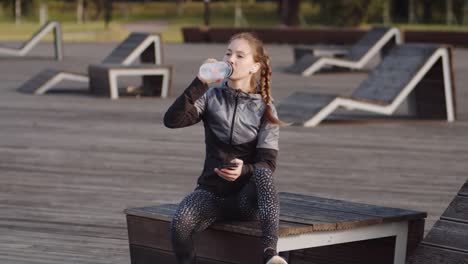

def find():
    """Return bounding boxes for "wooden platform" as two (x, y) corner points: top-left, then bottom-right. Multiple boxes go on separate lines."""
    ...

(126, 192), (426, 264)
(407, 180), (468, 263)
(0, 42), (467, 264)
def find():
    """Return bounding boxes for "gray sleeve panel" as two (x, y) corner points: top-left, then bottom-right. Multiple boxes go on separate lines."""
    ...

(194, 88), (210, 117)
(256, 104), (280, 150)
(163, 77), (209, 128)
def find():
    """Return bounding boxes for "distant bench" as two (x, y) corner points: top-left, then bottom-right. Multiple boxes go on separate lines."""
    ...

(88, 64), (172, 99)
(182, 27), (468, 46)
(17, 32), (171, 98)
(125, 192), (426, 264)
(0, 21), (63, 60)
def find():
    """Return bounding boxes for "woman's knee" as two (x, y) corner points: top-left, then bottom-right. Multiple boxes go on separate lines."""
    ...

(171, 190), (218, 239)
(171, 203), (201, 239)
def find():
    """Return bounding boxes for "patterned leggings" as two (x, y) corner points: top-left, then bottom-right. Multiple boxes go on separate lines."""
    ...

(170, 168), (280, 264)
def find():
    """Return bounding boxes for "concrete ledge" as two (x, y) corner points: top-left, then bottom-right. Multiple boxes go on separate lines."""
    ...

(182, 27), (468, 47)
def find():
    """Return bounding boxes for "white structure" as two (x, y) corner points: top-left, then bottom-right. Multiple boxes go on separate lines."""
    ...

(17, 33), (171, 98)
(278, 44), (456, 126)
(286, 27), (402, 76)
(0, 21), (63, 60)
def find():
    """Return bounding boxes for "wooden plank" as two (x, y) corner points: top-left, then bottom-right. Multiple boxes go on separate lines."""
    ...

(279, 192), (427, 222)
(441, 195), (468, 223)
(126, 212), (423, 263)
(102, 33), (152, 64)
(126, 216), (173, 251)
(346, 27), (393, 61)
(459, 181), (468, 197)
(407, 219), (426, 255)
(406, 244), (468, 264)
(423, 220), (468, 253)
(129, 246), (178, 264)
(352, 44), (440, 103)
(411, 58), (448, 119)
(125, 204), (178, 222)
(405, 30), (468, 46)
(276, 92), (337, 124)
(284, 54), (321, 74)
(126, 215), (263, 263)
(289, 236), (395, 264)
(279, 199), (383, 230)
(1, 42), (467, 264)
(125, 204), (316, 237)
(16, 69), (62, 93)
(129, 245), (232, 264)
(127, 194), (411, 235)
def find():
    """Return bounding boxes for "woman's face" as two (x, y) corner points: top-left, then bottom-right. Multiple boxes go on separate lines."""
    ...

(223, 38), (260, 81)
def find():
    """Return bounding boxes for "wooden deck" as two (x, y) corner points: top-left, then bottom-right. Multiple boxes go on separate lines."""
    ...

(1, 42), (467, 264)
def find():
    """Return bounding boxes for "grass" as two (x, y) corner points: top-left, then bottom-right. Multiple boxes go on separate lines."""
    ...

(0, 1), (467, 43)
(0, 22), (128, 42)
(0, 2), (279, 43)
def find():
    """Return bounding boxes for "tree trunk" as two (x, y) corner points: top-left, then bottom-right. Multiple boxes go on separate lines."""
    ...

(464, 0), (468, 25)
(409, 0), (416, 23)
(234, 0), (242, 27)
(39, 2), (48, 25)
(203, 0), (210, 26)
(92, 0), (103, 20)
(83, 0), (89, 22)
(280, 0), (300, 26)
(15, 0), (21, 26)
(176, 0), (184, 16)
(421, 0), (432, 23)
(77, 0), (83, 24)
(383, 0), (392, 24)
(447, 0), (454, 25)
(104, 0), (112, 28)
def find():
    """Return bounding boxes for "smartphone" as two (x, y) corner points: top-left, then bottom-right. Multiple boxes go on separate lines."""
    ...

(219, 164), (238, 169)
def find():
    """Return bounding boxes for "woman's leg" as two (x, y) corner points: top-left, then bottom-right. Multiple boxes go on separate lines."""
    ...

(252, 168), (280, 255)
(230, 167), (282, 263)
(170, 189), (221, 264)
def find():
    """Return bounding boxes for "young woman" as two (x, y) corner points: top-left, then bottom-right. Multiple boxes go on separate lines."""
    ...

(164, 32), (286, 264)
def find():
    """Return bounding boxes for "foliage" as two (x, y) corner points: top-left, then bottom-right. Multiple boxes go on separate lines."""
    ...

(1, 1), (467, 43)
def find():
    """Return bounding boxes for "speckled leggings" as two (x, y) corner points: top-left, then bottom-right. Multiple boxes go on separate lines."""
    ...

(170, 168), (280, 264)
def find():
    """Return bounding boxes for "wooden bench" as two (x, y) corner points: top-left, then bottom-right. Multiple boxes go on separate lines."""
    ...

(293, 45), (348, 62)
(406, 179), (468, 264)
(88, 64), (172, 99)
(125, 192), (426, 264)
(277, 44), (457, 127)
(0, 21), (63, 60)
(17, 32), (170, 96)
(284, 27), (401, 76)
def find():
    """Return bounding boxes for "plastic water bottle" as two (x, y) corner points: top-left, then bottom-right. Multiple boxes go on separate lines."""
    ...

(198, 61), (233, 82)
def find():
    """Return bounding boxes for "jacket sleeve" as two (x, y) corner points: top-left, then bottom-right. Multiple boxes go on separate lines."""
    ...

(163, 77), (209, 128)
(241, 148), (278, 177)
(241, 104), (280, 177)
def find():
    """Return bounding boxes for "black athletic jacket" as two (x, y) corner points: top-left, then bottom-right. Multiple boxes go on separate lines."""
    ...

(164, 77), (279, 197)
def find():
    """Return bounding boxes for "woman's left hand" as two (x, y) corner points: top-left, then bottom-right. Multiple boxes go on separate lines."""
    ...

(214, 159), (243, 182)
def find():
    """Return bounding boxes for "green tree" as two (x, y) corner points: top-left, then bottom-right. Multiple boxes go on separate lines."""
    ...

(314, 0), (372, 26)
(464, 0), (468, 24)
(278, 0), (301, 26)
(421, 0), (433, 23)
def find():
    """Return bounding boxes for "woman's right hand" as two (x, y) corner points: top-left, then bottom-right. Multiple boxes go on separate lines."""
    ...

(197, 58), (224, 85)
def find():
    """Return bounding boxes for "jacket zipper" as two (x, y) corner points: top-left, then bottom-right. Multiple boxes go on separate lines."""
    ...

(229, 90), (240, 145)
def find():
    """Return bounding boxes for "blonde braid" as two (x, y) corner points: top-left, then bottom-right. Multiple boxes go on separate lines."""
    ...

(260, 53), (272, 106)
(259, 51), (286, 125)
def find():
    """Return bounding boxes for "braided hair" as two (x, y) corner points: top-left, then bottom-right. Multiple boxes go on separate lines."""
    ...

(229, 32), (285, 126)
